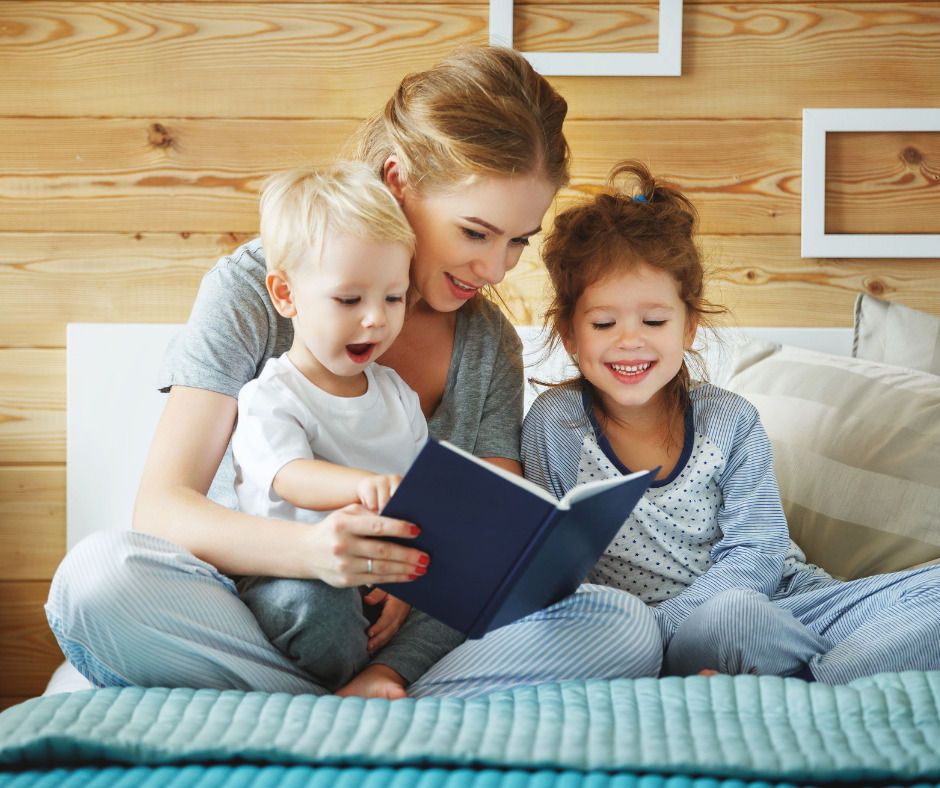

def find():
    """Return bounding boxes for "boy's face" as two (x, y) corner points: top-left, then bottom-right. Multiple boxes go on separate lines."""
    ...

(271, 230), (411, 395)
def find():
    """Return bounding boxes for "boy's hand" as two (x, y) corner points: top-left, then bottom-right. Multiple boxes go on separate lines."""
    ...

(362, 588), (411, 652)
(357, 474), (402, 512)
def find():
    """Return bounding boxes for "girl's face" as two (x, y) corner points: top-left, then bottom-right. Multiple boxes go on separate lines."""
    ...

(563, 262), (697, 422)
(387, 161), (556, 312)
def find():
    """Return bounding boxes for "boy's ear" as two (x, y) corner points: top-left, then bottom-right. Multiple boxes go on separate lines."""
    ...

(266, 270), (297, 319)
(383, 156), (406, 201)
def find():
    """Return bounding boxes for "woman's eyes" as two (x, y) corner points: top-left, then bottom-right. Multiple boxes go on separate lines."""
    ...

(461, 227), (530, 247)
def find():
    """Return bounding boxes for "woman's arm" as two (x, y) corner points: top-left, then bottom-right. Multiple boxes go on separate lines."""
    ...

(133, 385), (426, 583)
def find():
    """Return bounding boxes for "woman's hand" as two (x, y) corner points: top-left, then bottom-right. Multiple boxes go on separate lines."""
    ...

(302, 503), (429, 587)
(362, 588), (411, 652)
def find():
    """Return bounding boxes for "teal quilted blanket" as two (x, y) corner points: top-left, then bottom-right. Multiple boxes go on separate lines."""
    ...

(2, 673), (940, 784)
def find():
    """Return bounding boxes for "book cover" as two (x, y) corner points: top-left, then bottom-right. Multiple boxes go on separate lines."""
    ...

(379, 439), (656, 639)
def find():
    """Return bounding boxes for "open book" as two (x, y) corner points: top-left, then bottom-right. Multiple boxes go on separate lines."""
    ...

(379, 439), (656, 639)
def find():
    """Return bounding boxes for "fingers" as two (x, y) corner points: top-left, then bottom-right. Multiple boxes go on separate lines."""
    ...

(311, 505), (430, 587)
(357, 474), (402, 513)
(366, 596), (411, 653)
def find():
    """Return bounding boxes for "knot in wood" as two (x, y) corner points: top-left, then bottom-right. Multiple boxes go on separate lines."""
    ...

(148, 123), (173, 150)
(901, 146), (923, 166)
(867, 279), (886, 297)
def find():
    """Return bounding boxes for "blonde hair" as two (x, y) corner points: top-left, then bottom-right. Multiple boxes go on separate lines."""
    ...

(343, 45), (570, 195)
(542, 160), (728, 437)
(259, 160), (415, 273)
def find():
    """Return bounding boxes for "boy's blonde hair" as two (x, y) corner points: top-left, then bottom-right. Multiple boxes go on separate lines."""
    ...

(343, 45), (570, 196)
(259, 160), (415, 273)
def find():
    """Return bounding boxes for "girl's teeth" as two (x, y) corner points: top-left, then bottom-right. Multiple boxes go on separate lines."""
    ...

(611, 362), (651, 375)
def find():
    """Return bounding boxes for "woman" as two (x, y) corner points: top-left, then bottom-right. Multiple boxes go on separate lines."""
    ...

(46, 46), (662, 700)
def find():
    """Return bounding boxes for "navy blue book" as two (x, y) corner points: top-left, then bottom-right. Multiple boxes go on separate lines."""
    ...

(379, 439), (657, 639)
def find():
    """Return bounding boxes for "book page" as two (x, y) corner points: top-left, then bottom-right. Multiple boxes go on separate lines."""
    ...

(439, 441), (557, 503)
(558, 468), (658, 508)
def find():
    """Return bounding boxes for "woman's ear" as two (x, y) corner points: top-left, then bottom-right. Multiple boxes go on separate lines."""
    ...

(383, 156), (406, 201)
(266, 270), (297, 319)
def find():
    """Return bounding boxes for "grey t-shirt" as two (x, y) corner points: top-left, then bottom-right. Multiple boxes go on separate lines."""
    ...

(158, 238), (524, 509)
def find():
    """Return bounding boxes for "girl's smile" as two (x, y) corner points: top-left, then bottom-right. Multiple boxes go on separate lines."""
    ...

(564, 262), (697, 422)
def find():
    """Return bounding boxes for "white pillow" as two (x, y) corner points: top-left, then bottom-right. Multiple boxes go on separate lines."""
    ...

(725, 339), (940, 581)
(854, 293), (940, 376)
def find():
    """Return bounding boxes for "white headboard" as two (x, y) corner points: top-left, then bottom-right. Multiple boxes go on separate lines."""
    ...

(66, 323), (853, 550)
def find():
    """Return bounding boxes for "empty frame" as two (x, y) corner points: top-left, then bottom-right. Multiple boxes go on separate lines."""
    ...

(802, 108), (940, 258)
(489, 0), (682, 76)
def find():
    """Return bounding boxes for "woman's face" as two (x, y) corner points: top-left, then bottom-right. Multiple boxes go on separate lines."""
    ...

(388, 162), (556, 312)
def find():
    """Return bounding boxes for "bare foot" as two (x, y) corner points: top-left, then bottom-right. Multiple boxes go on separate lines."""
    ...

(698, 669), (720, 677)
(335, 664), (408, 700)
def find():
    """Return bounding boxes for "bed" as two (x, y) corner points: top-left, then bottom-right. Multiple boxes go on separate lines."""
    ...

(2, 293), (939, 787)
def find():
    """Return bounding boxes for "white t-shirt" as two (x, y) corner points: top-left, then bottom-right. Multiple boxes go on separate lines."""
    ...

(232, 353), (428, 523)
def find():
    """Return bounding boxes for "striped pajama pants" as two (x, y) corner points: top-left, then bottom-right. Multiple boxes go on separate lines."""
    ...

(661, 566), (940, 683)
(45, 530), (664, 699)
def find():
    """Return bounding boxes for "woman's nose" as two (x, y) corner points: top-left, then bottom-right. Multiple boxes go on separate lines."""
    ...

(471, 245), (513, 285)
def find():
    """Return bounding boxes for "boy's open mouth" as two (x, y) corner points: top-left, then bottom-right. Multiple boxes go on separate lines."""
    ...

(346, 343), (375, 362)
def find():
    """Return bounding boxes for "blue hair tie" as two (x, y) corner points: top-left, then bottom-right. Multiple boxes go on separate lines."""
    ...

(633, 194), (647, 203)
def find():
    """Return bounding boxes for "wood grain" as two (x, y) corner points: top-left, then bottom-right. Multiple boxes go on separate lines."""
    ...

(826, 131), (940, 235)
(0, 581), (63, 700)
(2, 4), (938, 119)
(0, 231), (248, 347)
(0, 467), (65, 581)
(0, 118), (802, 235)
(0, 118), (357, 233)
(0, 349), (64, 464)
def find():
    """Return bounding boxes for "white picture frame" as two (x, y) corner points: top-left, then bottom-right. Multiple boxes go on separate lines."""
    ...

(801, 108), (940, 258)
(489, 0), (682, 77)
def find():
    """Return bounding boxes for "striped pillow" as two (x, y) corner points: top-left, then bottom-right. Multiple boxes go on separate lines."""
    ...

(854, 293), (940, 376)
(724, 339), (940, 581)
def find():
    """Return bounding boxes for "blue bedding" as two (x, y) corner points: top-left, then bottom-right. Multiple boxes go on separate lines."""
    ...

(2, 673), (940, 785)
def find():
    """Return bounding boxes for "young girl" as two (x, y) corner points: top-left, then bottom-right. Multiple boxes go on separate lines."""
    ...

(522, 159), (940, 683)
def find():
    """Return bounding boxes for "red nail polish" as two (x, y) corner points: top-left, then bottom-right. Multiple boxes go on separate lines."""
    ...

(408, 574), (418, 581)
(418, 555), (430, 566)
(411, 525), (421, 536)
(415, 566), (427, 575)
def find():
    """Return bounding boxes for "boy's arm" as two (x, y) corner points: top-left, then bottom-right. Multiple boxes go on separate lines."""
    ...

(273, 460), (400, 513)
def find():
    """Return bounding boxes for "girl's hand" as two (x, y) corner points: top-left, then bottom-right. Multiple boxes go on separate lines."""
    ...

(303, 503), (428, 587)
(357, 474), (402, 512)
(362, 588), (411, 652)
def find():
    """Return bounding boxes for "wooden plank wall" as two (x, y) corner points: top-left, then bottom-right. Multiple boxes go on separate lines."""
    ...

(1, 0), (938, 709)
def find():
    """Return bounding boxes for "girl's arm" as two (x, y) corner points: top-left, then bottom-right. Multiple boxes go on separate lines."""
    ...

(133, 385), (426, 583)
(652, 400), (789, 641)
